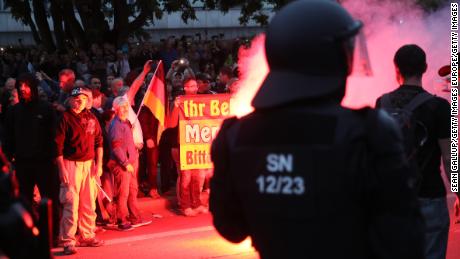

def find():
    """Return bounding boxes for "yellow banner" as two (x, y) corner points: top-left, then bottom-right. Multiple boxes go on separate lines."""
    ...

(179, 144), (212, 170)
(178, 94), (233, 170)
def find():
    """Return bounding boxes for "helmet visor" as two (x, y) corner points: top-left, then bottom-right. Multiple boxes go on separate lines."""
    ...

(347, 30), (373, 77)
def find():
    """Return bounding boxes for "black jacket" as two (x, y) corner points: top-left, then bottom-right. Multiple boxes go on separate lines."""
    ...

(376, 85), (451, 198)
(4, 100), (57, 163)
(210, 102), (424, 259)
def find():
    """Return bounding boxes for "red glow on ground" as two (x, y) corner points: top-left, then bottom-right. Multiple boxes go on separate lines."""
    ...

(180, 235), (256, 256)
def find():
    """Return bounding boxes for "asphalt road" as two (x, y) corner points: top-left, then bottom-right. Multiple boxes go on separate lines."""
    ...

(51, 193), (460, 259)
(52, 194), (258, 259)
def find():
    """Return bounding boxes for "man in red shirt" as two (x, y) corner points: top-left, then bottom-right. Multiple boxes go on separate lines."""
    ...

(55, 87), (104, 255)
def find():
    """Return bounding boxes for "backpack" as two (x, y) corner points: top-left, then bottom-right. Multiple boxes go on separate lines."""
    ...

(380, 92), (433, 187)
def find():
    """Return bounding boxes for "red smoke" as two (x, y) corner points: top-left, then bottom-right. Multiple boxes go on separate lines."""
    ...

(342, 0), (450, 108)
(231, 0), (450, 115)
(231, 34), (269, 117)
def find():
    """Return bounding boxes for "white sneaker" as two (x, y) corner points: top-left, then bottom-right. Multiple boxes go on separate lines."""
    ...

(182, 208), (198, 217)
(131, 219), (152, 228)
(194, 205), (209, 214)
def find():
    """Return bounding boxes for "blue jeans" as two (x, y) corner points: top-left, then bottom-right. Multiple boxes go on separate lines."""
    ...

(418, 197), (450, 259)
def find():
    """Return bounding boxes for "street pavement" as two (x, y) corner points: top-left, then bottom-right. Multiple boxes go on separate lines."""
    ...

(51, 192), (460, 259)
(52, 191), (259, 258)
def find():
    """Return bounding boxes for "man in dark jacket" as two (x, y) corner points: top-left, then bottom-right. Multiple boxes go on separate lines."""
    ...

(210, 1), (424, 259)
(138, 106), (160, 198)
(4, 73), (60, 245)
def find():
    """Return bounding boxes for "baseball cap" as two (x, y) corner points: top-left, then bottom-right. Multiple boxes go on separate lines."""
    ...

(70, 87), (91, 98)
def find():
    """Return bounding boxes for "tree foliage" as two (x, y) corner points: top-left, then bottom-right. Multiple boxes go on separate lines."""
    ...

(5, 0), (198, 50)
(4, 0), (448, 51)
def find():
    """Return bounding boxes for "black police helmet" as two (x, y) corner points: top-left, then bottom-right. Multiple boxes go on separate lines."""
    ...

(252, 0), (362, 108)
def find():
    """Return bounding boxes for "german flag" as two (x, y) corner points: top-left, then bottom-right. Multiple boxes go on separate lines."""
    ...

(142, 61), (166, 143)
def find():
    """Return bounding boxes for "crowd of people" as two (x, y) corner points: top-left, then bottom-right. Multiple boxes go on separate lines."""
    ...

(0, 34), (244, 92)
(0, 4), (458, 258)
(0, 35), (243, 255)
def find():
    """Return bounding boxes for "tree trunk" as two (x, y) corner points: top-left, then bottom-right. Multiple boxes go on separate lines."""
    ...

(32, 0), (55, 51)
(59, 0), (87, 49)
(63, 21), (74, 42)
(20, 0), (42, 44)
(112, 0), (151, 47)
(91, 0), (111, 43)
(27, 18), (42, 45)
(75, 1), (91, 32)
(76, 0), (110, 45)
(112, 0), (130, 47)
(49, 0), (65, 50)
(128, 8), (149, 35)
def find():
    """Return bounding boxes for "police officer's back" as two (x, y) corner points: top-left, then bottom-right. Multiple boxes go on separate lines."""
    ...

(209, 1), (424, 259)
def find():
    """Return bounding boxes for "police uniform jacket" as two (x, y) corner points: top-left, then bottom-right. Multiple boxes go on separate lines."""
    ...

(210, 97), (424, 259)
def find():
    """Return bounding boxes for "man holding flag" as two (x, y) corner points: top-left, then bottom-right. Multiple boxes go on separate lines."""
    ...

(137, 61), (166, 198)
(104, 59), (166, 229)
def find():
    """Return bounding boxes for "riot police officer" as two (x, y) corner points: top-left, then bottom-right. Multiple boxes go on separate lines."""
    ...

(209, 1), (424, 258)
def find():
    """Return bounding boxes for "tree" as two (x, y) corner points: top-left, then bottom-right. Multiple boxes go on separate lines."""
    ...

(5, 0), (197, 50)
(4, 0), (448, 51)
(207, 0), (449, 26)
(5, 0), (42, 45)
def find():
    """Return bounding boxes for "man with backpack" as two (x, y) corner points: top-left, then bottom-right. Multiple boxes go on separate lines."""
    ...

(376, 44), (454, 259)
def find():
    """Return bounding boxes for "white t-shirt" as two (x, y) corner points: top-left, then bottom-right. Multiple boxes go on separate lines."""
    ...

(122, 93), (144, 148)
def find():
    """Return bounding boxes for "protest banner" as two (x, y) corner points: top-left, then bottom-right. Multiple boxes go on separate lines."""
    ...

(177, 94), (233, 170)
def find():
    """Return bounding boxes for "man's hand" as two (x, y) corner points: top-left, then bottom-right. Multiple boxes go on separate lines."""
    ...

(59, 167), (70, 185)
(174, 97), (181, 107)
(95, 165), (103, 177)
(35, 72), (43, 81)
(135, 143), (144, 150)
(126, 163), (135, 175)
(128, 60), (153, 103)
(143, 60), (153, 74)
(53, 102), (66, 112)
(146, 139), (155, 149)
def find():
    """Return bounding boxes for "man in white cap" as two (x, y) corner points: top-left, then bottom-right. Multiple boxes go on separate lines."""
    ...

(109, 96), (152, 230)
